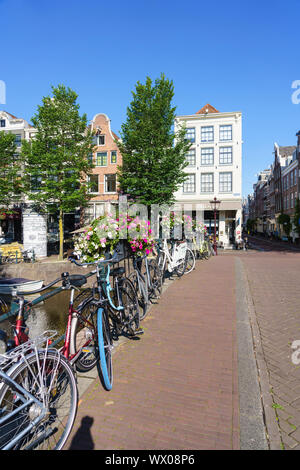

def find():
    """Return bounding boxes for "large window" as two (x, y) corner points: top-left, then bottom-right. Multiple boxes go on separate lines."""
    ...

(97, 135), (105, 145)
(201, 173), (214, 193)
(185, 127), (195, 143)
(219, 125), (232, 141)
(89, 174), (99, 193)
(219, 172), (232, 192)
(201, 147), (214, 165)
(105, 174), (117, 193)
(185, 148), (196, 166)
(201, 126), (214, 142)
(219, 146), (233, 164)
(96, 152), (107, 166)
(0, 120), (5, 127)
(183, 174), (196, 193)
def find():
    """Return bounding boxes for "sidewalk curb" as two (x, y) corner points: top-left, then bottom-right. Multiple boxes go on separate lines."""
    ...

(235, 257), (268, 449)
(238, 257), (283, 450)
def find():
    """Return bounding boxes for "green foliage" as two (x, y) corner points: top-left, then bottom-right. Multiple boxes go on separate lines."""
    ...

(21, 84), (95, 259)
(278, 213), (291, 235)
(293, 197), (300, 235)
(0, 131), (20, 209)
(117, 74), (191, 206)
(246, 218), (256, 231)
(21, 84), (95, 214)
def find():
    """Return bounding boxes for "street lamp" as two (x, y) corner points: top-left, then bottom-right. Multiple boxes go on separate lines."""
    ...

(210, 197), (221, 255)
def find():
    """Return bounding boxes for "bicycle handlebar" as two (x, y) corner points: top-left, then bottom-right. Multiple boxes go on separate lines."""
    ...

(68, 250), (120, 267)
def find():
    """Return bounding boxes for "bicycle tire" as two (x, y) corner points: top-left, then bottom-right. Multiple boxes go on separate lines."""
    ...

(0, 350), (77, 450)
(174, 254), (187, 277)
(128, 271), (148, 320)
(71, 298), (98, 373)
(96, 307), (113, 391)
(184, 247), (196, 275)
(118, 277), (140, 332)
(147, 259), (162, 299)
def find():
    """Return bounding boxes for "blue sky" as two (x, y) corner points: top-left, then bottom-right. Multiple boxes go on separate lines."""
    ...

(0, 0), (299, 197)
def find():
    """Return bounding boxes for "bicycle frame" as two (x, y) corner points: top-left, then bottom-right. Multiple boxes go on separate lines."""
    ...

(159, 239), (187, 273)
(0, 367), (48, 450)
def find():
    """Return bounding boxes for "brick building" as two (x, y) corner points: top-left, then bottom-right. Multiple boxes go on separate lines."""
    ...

(83, 113), (122, 223)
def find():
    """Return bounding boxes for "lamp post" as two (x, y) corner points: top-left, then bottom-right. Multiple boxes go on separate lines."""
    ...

(210, 197), (221, 255)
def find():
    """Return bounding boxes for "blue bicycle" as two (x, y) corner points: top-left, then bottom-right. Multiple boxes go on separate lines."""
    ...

(70, 252), (140, 391)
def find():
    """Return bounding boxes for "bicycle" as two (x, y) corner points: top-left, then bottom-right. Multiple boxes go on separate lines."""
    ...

(69, 251), (141, 391)
(127, 255), (162, 321)
(155, 239), (187, 280)
(0, 330), (78, 450)
(0, 271), (100, 376)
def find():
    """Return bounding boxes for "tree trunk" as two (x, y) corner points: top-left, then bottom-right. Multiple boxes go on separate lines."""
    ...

(58, 209), (64, 260)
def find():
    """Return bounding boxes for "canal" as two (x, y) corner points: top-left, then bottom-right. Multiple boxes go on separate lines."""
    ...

(0, 290), (71, 342)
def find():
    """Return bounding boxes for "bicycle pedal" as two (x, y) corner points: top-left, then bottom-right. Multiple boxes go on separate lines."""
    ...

(133, 328), (144, 336)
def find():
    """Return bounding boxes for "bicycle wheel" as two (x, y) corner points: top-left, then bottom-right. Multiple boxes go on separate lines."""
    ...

(184, 247), (196, 275)
(118, 277), (140, 332)
(128, 271), (148, 320)
(156, 252), (166, 283)
(147, 259), (162, 299)
(97, 307), (113, 391)
(71, 298), (98, 373)
(0, 350), (77, 450)
(174, 254), (187, 277)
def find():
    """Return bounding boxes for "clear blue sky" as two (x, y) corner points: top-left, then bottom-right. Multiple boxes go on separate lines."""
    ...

(0, 0), (299, 197)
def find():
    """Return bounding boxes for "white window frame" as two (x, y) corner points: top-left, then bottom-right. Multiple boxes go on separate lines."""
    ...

(201, 173), (214, 193)
(219, 125), (232, 142)
(219, 172), (232, 193)
(219, 146), (233, 165)
(183, 173), (196, 193)
(201, 126), (214, 143)
(105, 174), (117, 193)
(201, 147), (214, 165)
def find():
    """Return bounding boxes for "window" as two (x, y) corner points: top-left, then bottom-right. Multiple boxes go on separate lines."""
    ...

(88, 153), (93, 164)
(31, 175), (42, 192)
(219, 172), (232, 192)
(14, 134), (21, 147)
(219, 147), (233, 164)
(201, 126), (214, 142)
(89, 174), (99, 193)
(111, 151), (117, 164)
(105, 174), (117, 193)
(219, 125), (232, 141)
(96, 152), (107, 166)
(201, 173), (214, 193)
(183, 174), (196, 193)
(291, 192), (294, 208)
(185, 148), (196, 166)
(201, 147), (214, 165)
(97, 135), (105, 145)
(0, 120), (5, 127)
(185, 128), (195, 143)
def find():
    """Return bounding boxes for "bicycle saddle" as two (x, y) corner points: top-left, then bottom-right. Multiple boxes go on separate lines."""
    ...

(110, 267), (125, 277)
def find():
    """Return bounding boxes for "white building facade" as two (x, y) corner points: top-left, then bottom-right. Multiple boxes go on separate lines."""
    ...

(174, 104), (242, 247)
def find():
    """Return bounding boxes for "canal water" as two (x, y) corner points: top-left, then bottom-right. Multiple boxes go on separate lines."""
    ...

(0, 290), (71, 342)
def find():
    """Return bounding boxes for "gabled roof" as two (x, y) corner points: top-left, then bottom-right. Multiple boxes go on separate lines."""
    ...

(195, 104), (219, 114)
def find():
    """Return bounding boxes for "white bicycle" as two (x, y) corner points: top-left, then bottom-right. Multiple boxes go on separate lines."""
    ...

(156, 239), (188, 279)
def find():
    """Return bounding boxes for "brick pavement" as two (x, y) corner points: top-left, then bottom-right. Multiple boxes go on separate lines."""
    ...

(241, 248), (300, 450)
(66, 255), (240, 450)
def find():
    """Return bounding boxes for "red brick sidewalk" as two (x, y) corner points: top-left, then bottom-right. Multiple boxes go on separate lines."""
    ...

(66, 256), (239, 450)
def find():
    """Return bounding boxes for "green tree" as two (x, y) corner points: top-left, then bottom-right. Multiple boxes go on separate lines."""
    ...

(117, 74), (191, 206)
(293, 197), (300, 236)
(0, 131), (21, 210)
(22, 84), (95, 260)
(278, 213), (291, 236)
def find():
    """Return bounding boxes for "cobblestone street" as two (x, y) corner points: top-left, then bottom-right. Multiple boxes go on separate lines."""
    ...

(64, 242), (300, 450)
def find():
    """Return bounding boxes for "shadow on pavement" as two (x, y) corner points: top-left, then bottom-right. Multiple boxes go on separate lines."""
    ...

(68, 416), (95, 450)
